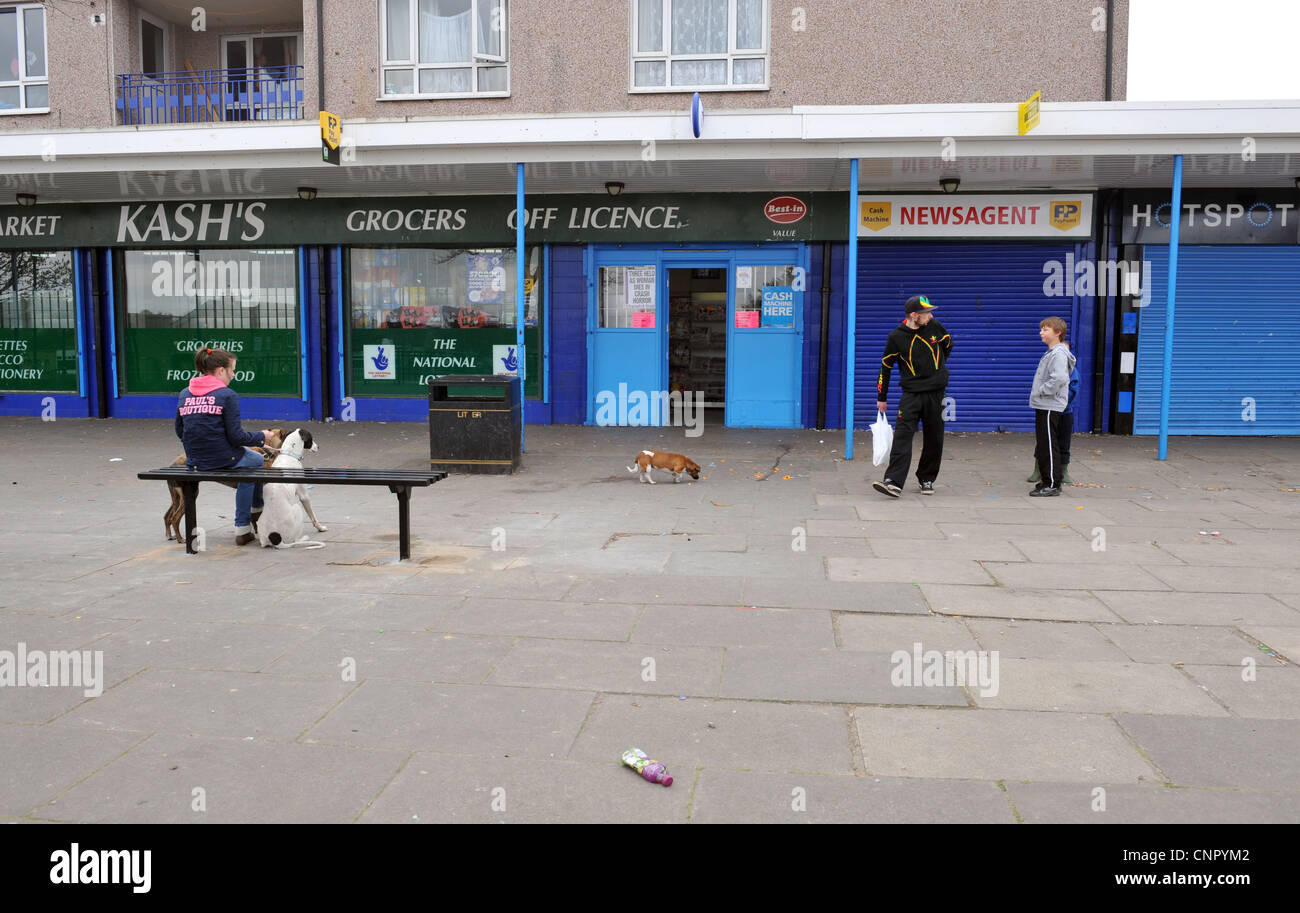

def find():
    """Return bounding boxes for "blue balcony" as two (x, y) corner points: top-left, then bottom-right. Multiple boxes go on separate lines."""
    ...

(116, 66), (305, 125)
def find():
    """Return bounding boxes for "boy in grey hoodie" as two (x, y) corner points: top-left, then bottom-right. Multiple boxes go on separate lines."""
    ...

(1028, 317), (1077, 496)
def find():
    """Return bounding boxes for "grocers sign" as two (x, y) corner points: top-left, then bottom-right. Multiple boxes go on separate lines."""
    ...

(857, 194), (1094, 239)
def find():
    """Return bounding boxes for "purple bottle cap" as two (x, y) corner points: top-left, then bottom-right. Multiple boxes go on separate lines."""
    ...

(662, 775), (673, 787)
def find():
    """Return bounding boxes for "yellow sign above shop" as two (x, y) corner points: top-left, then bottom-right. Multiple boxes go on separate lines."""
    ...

(1018, 90), (1041, 136)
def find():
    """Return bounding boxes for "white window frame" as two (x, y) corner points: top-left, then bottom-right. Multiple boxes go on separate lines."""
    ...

(629, 0), (769, 94)
(0, 3), (50, 115)
(378, 0), (510, 101)
(139, 11), (169, 77)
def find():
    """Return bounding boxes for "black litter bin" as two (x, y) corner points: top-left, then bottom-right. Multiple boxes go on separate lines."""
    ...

(428, 375), (521, 474)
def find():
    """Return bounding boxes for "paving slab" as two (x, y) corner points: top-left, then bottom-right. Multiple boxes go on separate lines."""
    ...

(664, 551), (824, 579)
(827, 557), (995, 585)
(855, 708), (1161, 783)
(1154, 538), (1300, 567)
(486, 638), (723, 696)
(1005, 782), (1300, 824)
(84, 619), (318, 674)
(391, 568), (581, 601)
(920, 585), (1123, 622)
(36, 733), (407, 824)
(867, 538), (1027, 561)
(631, 604), (835, 649)
(568, 694), (854, 774)
(305, 680), (594, 756)
(690, 770), (1015, 823)
(1114, 715), (1300, 790)
(58, 668), (358, 739)
(936, 522), (1084, 540)
(741, 579), (928, 614)
(358, 754), (691, 823)
(265, 629), (514, 683)
(0, 579), (140, 616)
(1095, 592), (1300, 626)
(964, 619), (1129, 661)
(720, 646), (967, 706)
(973, 659), (1230, 715)
(1008, 538), (1185, 565)
(0, 725), (147, 818)
(598, 532), (749, 553)
(1179, 665), (1300, 719)
(1146, 565), (1300, 593)
(1096, 624), (1257, 665)
(0, 610), (139, 649)
(565, 574), (744, 607)
(435, 597), (642, 641)
(744, 534), (870, 558)
(836, 614), (982, 655)
(981, 562), (1170, 591)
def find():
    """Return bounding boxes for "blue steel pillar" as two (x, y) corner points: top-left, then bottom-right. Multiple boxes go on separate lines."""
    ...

(845, 158), (859, 459)
(516, 162), (526, 453)
(1157, 154), (1183, 460)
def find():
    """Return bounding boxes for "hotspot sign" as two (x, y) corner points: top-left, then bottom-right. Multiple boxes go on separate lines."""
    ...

(857, 194), (1094, 239)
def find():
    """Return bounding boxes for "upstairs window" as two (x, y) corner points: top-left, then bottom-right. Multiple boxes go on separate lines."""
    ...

(0, 3), (49, 113)
(632, 0), (768, 92)
(381, 0), (508, 97)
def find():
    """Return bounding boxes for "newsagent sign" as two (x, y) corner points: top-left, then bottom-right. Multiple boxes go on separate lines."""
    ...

(0, 194), (847, 249)
(857, 194), (1094, 239)
(1121, 190), (1300, 244)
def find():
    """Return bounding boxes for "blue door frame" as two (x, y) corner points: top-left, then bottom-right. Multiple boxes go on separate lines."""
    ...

(585, 243), (806, 428)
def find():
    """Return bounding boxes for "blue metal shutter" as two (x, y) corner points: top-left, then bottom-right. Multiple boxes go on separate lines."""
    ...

(1135, 246), (1300, 435)
(855, 243), (1084, 431)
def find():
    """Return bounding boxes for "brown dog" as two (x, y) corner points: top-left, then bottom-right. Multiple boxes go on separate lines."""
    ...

(163, 428), (287, 541)
(627, 449), (702, 485)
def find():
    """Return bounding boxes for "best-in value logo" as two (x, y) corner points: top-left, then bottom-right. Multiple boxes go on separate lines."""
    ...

(764, 196), (807, 224)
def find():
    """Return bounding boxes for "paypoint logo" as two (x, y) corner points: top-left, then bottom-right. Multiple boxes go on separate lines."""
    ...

(1050, 200), (1082, 231)
(860, 201), (892, 232)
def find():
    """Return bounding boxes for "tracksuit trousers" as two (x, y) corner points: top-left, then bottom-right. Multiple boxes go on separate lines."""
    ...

(1034, 409), (1064, 490)
(884, 390), (945, 486)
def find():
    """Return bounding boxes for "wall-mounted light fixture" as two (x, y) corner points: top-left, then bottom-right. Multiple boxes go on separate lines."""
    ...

(939, 178), (960, 194)
(297, 186), (318, 201)
(605, 181), (625, 197)
(16, 193), (37, 207)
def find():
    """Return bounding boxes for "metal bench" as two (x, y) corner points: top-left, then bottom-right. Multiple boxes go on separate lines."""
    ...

(137, 467), (447, 560)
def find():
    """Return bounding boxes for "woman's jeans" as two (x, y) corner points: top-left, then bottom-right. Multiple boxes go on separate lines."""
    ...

(233, 447), (266, 530)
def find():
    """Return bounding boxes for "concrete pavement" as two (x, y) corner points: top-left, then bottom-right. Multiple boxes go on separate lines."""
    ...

(1, 418), (1297, 823)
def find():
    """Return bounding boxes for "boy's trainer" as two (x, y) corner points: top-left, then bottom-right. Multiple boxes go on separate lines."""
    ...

(872, 480), (902, 498)
(918, 481), (935, 495)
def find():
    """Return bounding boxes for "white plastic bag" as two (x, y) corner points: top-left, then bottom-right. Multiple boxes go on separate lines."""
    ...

(871, 410), (893, 467)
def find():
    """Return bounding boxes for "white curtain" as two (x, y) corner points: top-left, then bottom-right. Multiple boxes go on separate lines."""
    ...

(420, 0), (471, 63)
(671, 0), (727, 54)
(637, 0), (662, 52)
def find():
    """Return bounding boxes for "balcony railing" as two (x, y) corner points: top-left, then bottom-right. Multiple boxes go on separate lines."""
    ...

(116, 66), (305, 125)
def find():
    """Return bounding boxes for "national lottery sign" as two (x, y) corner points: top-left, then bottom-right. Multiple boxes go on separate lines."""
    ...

(857, 194), (1093, 239)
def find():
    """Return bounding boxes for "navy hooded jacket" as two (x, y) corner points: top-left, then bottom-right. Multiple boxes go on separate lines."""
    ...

(174, 375), (265, 470)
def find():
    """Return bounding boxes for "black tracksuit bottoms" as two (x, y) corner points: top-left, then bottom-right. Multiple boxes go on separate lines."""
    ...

(884, 389), (945, 486)
(1034, 409), (1064, 489)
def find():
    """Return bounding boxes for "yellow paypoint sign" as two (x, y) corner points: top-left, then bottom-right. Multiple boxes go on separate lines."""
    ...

(1018, 90), (1041, 136)
(320, 112), (341, 165)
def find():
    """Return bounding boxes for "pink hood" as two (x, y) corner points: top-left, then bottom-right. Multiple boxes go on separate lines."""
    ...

(188, 375), (228, 396)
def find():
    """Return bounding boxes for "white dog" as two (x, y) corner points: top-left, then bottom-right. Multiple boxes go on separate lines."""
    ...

(257, 428), (328, 549)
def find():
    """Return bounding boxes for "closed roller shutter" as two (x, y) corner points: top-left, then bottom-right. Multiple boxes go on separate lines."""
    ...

(856, 243), (1088, 431)
(1135, 245), (1300, 435)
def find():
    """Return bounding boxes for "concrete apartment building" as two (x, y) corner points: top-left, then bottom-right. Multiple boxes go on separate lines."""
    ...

(2, 1), (1298, 438)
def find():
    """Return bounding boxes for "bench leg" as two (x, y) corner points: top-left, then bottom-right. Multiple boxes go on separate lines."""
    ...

(182, 481), (199, 554)
(389, 484), (412, 560)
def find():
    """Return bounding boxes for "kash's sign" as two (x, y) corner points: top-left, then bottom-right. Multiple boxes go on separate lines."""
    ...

(857, 194), (1094, 239)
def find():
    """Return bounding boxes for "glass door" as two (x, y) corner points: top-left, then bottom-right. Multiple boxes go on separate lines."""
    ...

(222, 34), (301, 120)
(589, 252), (663, 426)
(728, 259), (803, 427)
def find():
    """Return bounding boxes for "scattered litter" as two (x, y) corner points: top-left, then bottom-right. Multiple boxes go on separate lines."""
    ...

(709, 462), (716, 467)
(621, 748), (672, 786)
(678, 695), (686, 700)
(1199, 531), (1207, 536)
(58, 497), (65, 501)
(1210, 531), (1220, 537)
(109, 458), (123, 462)
(707, 722), (716, 729)
(783, 475), (792, 480)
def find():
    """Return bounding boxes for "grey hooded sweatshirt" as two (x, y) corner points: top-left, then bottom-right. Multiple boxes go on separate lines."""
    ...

(1029, 343), (1078, 412)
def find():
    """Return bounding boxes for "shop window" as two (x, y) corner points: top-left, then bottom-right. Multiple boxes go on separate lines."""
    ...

(735, 264), (797, 327)
(0, 250), (77, 391)
(632, 0), (767, 92)
(0, 4), (50, 114)
(118, 249), (300, 396)
(598, 265), (657, 328)
(381, 0), (508, 98)
(348, 245), (543, 397)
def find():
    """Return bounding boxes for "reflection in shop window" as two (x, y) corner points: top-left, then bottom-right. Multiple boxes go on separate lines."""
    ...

(350, 247), (540, 329)
(0, 251), (74, 328)
(122, 249), (298, 329)
(598, 265), (656, 328)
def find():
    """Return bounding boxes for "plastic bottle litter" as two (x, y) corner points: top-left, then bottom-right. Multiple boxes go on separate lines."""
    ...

(621, 748), (673, 787)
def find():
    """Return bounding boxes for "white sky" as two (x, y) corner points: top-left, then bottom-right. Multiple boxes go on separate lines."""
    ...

(1126, 0), (1300, 101)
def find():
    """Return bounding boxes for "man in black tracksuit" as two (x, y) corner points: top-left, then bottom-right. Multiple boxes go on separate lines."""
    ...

(872, 295), (953, 497)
